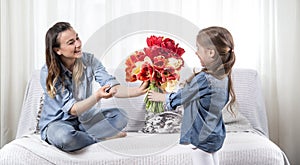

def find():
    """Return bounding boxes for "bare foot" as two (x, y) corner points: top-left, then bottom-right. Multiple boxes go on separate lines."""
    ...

(104, 132), (127, 140)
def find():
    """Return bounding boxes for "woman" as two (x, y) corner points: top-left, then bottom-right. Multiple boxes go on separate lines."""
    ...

(39, 22), (148, 152)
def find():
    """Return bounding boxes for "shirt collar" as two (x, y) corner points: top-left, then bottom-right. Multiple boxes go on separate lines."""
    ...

(59, 59), (87, 77)
(60, 63), (72, 78)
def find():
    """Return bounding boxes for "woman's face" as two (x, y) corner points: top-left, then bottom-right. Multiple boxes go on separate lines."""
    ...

(195, 43), (214, 67)
(55, 28), (82, 62)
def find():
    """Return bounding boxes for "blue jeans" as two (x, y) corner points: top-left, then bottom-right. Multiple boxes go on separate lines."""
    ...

(46, 108), (128, 152)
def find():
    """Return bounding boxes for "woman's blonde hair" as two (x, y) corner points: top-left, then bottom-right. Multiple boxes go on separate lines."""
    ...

(45, 22), (83, 98)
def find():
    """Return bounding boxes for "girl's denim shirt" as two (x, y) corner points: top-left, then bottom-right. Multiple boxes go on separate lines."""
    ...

(39, 52), (120, 140)
(165, 71), (229, 153)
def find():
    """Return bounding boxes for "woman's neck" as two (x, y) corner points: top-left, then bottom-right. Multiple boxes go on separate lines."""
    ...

(62, 59), (76, 72)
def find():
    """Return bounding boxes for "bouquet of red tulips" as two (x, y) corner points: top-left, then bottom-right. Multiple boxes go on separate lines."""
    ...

(125, 35), (185, 113)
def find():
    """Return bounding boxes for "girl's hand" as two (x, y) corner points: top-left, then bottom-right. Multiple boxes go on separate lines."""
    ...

(147, 90), (165, 102)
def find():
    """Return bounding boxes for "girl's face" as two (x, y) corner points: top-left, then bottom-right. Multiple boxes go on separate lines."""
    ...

(195, 42), (215, 67)
(55, 28), (82, 63)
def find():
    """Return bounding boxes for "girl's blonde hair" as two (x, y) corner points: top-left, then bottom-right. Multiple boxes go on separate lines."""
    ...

(197, 26), (236, 114)
(45, 22), (83, 98)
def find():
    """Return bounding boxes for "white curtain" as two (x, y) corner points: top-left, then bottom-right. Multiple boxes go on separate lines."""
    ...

(1, 0), (35, 146)
(274, 1), (300, 164)
(1, 0), (299, 164)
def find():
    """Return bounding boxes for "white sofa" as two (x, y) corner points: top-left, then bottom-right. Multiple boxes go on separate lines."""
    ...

(0, 68), (290, 165)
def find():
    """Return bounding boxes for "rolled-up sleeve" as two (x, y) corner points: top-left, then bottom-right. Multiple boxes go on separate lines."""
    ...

(91, 55), (120, 87)
(165, 92), (177, 110)
(165, 90), (185, 111)
(61, 97), (76, 113)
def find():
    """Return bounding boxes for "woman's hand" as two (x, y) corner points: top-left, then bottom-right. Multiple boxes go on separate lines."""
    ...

(70, 84), (115, 116)
(95, 84), (116, 100)
(147, 90), (165, 102)
(137, 81), (149, 95)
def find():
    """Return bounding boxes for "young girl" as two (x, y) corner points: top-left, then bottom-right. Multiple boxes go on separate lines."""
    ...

(39, 22), (148, 152)
(148, 26), (236, 165)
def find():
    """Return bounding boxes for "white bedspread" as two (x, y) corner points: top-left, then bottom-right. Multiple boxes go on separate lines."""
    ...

(0, 131), (289, 165)
(220, 131), (289, 165)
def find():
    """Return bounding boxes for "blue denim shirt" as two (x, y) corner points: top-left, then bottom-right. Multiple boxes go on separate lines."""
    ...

(39, 52), (120, 140)
(166, 72), (228, 153)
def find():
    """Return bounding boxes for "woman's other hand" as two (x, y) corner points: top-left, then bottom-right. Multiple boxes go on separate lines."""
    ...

(138, 81), (150, 95)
